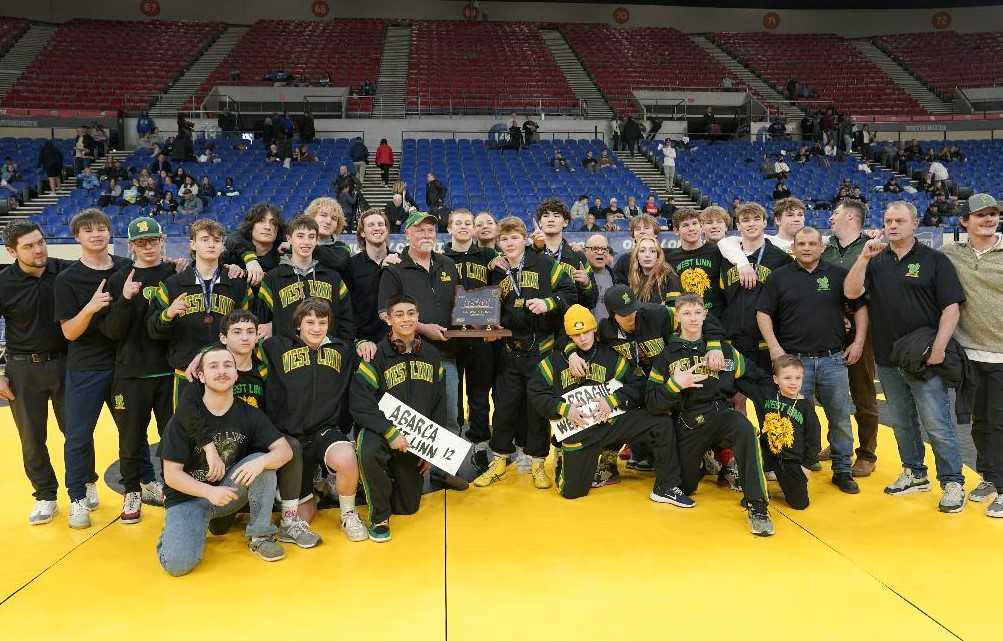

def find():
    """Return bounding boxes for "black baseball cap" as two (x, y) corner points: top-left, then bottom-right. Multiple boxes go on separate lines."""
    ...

(604, 285), (639, 317)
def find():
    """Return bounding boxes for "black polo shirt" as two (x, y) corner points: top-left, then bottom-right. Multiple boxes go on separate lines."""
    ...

(757, 259), (853, 355)
(861, 240), (965, 366)
(377, 248), (459, 359)
(0, 258), (73, 355)
(54, 255), (131, 371)
(349, 249), (385, 343)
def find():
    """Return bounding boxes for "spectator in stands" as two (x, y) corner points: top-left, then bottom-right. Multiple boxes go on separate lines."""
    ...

(550, 150), (573, 173)
(506, 121), (523, 152)
(785, 78), (798, 101)
(589, 197), (604, 218)
(350, 137), (369, 183)
(384, 192), (411, 233)
(581, 212), (602, 233)
(523, 117), (540, 145)
(1, 157), (18, 192)
(884, 177), (904, 193)
(628, 237), (681, 306)
(658, 138), (676, 190)
(198, 176), (216, 206)
(293, 145), (317, 163)
(643, 195), (659, 216)
(121, 179), (141, 206)
(768, 118), (787, 140)
(162, 175), (178, 197)
(598, 149), (614, 169)
(605, 197), (625, 223)
(729, 197), (743, 217)
(947, 145), (965, 162)
(928, 159), (950, 188)
(37, 140), (64, 194)
(265, 143), (282, 163)
(157, 191), (178, 216)
(625, 196), (642, 218)
(178, 191), (203, 218)
(645, 115), (663, 142)
(178, 175), (198, 201)
(609, 117), (621, 151)
(923, 148), (937, 163)
(773, 180), (791, 202)
(774, 152), (791, 180)
(375, 139), (394, 187)
(338, 182), (361, 230)
(223, 177), (240, 197)
(571, 195), (590, 220)
(98, 178), (122, 207)
(622, 116), (643, 157)
(659, 195), (677, 221)
(796, 146), (811, 164)
(426, 172), (447, 209)
(73, 127), (94, 174)
(334, 165), (359, 193)
(392, 180), (418, 210)
(801, 112), (817, 142)
(904, 139), (923, 161)
(942, 195), (959, 217)
(100, 159), (127, 183)
(196, 146), (214, 164)
(91, 124), (108, 158)
(701, 107), (719, 140)
(851, 185), (867, 204)
(838, 116), (854, 153)
(150, 153), (171, 175)
(78, 167), (99, 192)
(582, 151), (598, 174)
(300, 110), (316, 143)
(277, 111), (294, 139)
(136, 112), (154, 140)
(262, 114), (275, 148)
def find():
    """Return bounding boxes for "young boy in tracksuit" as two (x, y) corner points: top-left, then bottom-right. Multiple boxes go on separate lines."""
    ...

(148, 218), (252, 406)
(473, 216), (577, 490)
(100, 217), (175, 524)
(735, 355), (821, 510)
(528, 304), (690, 505)
(646, 294), (776, 536)
(259, 298), (367, 547)
(256, 214), (360, 345)
(351, 294), (447, 542)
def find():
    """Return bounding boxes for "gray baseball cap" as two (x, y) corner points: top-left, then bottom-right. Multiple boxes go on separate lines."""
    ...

(967, 193), (999, 215)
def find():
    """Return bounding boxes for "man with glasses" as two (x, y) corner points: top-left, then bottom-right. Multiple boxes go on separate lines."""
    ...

(583, 235), (614, 321)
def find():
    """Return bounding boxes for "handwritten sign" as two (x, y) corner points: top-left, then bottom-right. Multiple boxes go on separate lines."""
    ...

(550, 380), (624, 442)
(377, 393), (472, 476)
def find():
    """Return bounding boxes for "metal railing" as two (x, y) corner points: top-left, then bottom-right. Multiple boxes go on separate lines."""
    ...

(400, 129), (606, 149)
(405, 92), (585, 118)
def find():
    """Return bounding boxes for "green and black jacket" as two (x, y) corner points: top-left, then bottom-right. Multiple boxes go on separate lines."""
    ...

(257, 258), (357, 343)
(100, 262), (177, 378)
(646, 336), (749, 416)
(529, 342), (644, 421)
(147, 265), (253, 371)
(531, 239), (598, 309)
(489, 250), (577, 354)
(260, 335), (354, 438)
(351, 337), (446, 444)
(443, 242), (496, 291)
(720, 242), (792, 352)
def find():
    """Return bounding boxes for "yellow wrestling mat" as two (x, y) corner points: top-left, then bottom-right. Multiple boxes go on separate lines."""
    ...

(0, 407), (998, 641)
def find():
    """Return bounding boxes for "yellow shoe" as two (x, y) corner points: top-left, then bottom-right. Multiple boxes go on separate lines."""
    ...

(473, 456), (507, 487)
(531, 458), (552, 489)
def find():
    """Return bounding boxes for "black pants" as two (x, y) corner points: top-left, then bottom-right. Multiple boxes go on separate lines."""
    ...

(490, 348), (550, 458)
(761, 445), (809, 510)
(379, 164), (391, 184)
(456, 339), (496, 444)
(172, 370), (194, 410)
(558, 409), (678, 499)
(971, 361), (1003, 490)
(356, 428), (423, 524)
(110, 375), (173, 493)
(675, 406), (767, 504)
(5, 354), (66, 501)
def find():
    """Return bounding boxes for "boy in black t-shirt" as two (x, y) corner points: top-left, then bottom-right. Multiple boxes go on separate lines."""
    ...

(157, 346), (291, 576)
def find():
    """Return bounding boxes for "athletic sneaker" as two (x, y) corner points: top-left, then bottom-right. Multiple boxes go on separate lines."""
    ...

(85, 482), (99, 510)
(884, 468), (931, 496)
(473, 455), (507, 487)
(718, 461), (741, 492)
(968, 478), (998, 503)
(650, 485), (696, 508)
(248, 535), (285, 561)
(120, 491), (142, 524)
(530, 458), (552, 489)
(368, 521), (391, 542)
(591, 451), (621, 488)
(278, 517), (322, 548)
(625, 458), (654, 472)
(986, 496), (1003, 518)
(938, 481), (966, 514)
(832, 472), (860, 494)
(140, 481), (165, 506)
(341, 510), (368, 542)
(702, 450), (722, 476)
(747, 499), (775, 537)
(28, 500), (58, 525)
(68, 499), (91, 529)
(765, 470), (778, 481)
(470, 445), (490, 474)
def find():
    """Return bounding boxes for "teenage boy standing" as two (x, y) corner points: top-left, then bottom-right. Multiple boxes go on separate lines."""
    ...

(666, 209), (725, 316)
(530, 198), (597, 309)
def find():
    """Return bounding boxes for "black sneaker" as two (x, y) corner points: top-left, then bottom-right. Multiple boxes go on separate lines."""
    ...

(625, 458), (654, 472)
(470, 448), (490, 474)
(649, 485), (696, 508)
(208, 512), (237, 536)
(747, 499), (775, 537)
(832, 472), (860, 494)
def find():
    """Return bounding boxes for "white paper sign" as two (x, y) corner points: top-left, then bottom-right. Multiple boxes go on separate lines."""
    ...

(549, 380), (625, 442)
(377, 393), (472, 476)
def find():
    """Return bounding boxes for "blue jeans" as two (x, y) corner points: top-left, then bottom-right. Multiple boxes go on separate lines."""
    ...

(156, 453), (279, 577)
(64, 369), (114, 501)
(876, 366), (964, 487)
(798, 353), (854, 474)
(442, 358), (460, 435)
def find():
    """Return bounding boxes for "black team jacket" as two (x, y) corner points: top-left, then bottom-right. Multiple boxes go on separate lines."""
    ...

(351, 337), (447, 444)
(443, 242), (496, 291)
(490, 250), (577, 354)
(529, 341), (644, 421)
(531, 239), (598, 309)
(646, 335), (749, 416)
(257, 257), (357, 343)
(101, 262), (176, 378)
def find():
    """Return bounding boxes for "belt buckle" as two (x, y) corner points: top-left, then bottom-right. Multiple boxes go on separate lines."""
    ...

(31, 354), (43, 363)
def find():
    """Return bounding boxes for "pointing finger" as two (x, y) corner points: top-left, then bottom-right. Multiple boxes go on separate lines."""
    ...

(96, 278), (106, 293)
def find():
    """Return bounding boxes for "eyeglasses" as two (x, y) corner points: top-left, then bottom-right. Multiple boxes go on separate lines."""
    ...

(585, 246), (609, 253)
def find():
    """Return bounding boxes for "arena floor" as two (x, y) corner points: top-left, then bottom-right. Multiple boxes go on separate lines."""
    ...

(0, 406), (997, 641)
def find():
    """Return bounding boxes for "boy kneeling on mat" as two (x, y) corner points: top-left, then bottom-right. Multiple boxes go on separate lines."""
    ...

(528, 304), (691, 505)
(157, 346), (292, 576)
(351, 295), (447, 542)
(646, 294), (776, 536)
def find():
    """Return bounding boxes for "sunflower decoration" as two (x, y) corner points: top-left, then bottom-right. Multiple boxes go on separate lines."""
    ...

(761, 412), (795, 454)
(241, 395), (259, 408)
(680, 268), (712, 297)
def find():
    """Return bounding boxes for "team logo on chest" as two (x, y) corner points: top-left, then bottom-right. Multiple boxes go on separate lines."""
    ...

(905, 263), (921, 278)
(816, 276), (830, 292)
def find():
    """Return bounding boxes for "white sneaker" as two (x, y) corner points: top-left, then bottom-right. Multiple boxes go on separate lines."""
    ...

(68, 499), (91, 529)
(29, 500), (58, 525)
(938, 481), (966, 514)
(341, 509), (368, 542)
(120, 491), (142, 524)
(140, 481), (165, 506)
(968, 478), (998, 503)
(884, 468), (931, 496)
(85, 482), (99, 510)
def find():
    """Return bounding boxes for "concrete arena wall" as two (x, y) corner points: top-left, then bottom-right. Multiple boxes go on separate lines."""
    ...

(1, 1), (1002, 37)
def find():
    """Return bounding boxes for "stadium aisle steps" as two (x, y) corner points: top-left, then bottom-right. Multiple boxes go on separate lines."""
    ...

(539, 28), (614, 119)
(0, 24), (58, 101)
(374, 25), (411, 118)
(150, 26), (250, 117)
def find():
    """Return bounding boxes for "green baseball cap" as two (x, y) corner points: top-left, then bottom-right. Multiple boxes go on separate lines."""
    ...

(967, 193), (999, 215)
(128, 216), (163, 241)
(403, 211), (437, 230)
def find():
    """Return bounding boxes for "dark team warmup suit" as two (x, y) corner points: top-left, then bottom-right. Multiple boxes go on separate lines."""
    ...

(0, 258), (72, 501)
(100, 262), (177, 494)
(529, 342), (678, 499)
(260, 335), (355, 502)
(147, 265), (252, 406)
(257, 259), (357, 342)
(488, 251), (576, 458)
(443, 242), (497, 444)
(352, 338), (447, 524)
(647, 337), (768, 504)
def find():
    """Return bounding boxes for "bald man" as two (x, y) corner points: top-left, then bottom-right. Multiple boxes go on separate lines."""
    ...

(583, 234), (613, 321)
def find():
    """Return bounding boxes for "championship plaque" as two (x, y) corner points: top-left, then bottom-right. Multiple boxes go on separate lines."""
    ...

(444, 286), (512, 338)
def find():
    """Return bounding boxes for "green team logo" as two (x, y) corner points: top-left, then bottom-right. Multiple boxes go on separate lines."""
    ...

(142, 286), (158, 301)
(622, 291), (632, 304)
(816, 276), (830, 292)
(113, 394), (126, 410)
(905, 263), (921, 278)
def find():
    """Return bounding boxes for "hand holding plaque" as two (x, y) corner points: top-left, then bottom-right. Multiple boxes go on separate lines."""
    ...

(444, 286), (512, 338)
